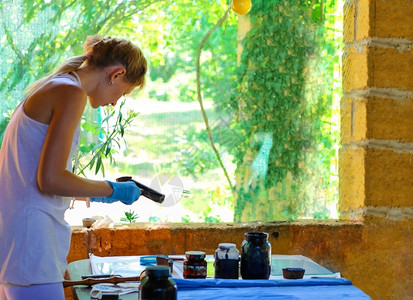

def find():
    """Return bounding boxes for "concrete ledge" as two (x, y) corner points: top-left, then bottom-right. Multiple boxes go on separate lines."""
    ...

(68, 221), (361, 287)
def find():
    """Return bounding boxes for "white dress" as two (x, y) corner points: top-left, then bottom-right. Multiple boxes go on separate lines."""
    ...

(0, 74), (81, 285)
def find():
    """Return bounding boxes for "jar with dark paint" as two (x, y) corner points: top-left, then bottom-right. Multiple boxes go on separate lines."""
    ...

(240, 232), (271, 279)
(214, 243), (239, 279)
(139, 266), (177, 300)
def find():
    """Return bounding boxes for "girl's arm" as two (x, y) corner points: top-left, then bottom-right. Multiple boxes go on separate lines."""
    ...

(36, 82), (113, 198)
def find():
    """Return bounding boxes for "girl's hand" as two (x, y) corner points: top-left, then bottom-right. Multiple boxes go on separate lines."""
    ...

(91, 181), (141, 205)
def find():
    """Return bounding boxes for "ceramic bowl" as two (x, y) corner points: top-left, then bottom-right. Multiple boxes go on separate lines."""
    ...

(282, 267), (305, 279)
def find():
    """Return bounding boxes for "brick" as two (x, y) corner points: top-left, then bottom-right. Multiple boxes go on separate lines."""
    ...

(343, 46), (413, 92)
(339, 0), (413, 42)
(364, 148), (413, 207)
(338, 148), (366, 212)
(343, 1), (355, 42)
(366, 96), (413, 142)
(340, 98), (352, 144)
(375, 0), (413, 39)
(342, 46), (370, 91)
(356, 0), (373, 40)
(341, 97), (368, 144)
(339, 147), (413, 209)
(371, 46), (413, 90)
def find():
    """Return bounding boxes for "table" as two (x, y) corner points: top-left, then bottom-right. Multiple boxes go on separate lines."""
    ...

(66, 255), (371, 300)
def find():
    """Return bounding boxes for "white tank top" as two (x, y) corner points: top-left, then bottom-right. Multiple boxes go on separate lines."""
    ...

(0, 73), (81, 285)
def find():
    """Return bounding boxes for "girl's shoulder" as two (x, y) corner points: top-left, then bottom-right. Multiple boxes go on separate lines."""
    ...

(24, 75), (86, 125)
(40, 75), (86, 101)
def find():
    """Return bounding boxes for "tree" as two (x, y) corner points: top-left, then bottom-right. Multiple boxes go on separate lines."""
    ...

(229, 0), (341, 221)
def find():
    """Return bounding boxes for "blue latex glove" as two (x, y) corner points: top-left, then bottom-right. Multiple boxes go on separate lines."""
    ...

(91, 181), (141, 205)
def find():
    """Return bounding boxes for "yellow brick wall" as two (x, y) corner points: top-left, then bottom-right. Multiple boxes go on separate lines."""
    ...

(341, 0), (413, 215)
(340, 1), (413, 298)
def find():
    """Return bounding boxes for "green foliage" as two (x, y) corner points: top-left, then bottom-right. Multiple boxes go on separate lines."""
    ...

(136, 0), (238, 105)
(202, 186), (232, 223)
(120, 209), (139, 223)
(172, 127), (220, 179)
(0, 0), (159, 172)
(1, 0), (158, 104)
(229, 0), (341, 221)
(73, 99), (138, 176)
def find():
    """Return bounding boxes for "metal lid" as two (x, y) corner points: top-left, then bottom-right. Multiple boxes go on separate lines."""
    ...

(145, 265), (170, 278)
(185, 251), (206, 259)
(244, 232), (269, 243)
(218, 243), (237, 250)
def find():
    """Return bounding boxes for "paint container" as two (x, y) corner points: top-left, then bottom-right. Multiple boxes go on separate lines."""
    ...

(183, 251), (207, 279)
(214, 243), (239, 279)
(240, 232), (271, 279)
(139, 266), (177, 300)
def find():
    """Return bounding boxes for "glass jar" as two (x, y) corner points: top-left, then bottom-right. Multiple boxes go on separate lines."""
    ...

(240, 232), (271, 279)
(214, 243), (239, 279)
(183, 251), (207, 279)
(139, 266), (177, 300)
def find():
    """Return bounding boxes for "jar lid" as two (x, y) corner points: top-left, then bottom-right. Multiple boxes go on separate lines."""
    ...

(145, 266), (170, 278)
(245, 232), (269, 243)
(185, 251), (206, 259)
(218, 243), (236, 250)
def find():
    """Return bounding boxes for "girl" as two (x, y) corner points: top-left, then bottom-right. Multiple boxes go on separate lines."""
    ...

(0, 35), (147, 300)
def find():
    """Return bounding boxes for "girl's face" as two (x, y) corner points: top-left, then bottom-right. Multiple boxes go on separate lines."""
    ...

(89, 79), (136, 108)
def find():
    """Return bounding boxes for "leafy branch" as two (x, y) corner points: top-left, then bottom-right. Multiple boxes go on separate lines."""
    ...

(73, 99), (138, 176)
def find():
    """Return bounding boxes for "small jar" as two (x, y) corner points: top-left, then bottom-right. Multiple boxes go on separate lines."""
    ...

(240, 232), (271, 279)
(183, 251), (207, 279)
(214, 243), (239, 279)
(139, 266), (177, 300)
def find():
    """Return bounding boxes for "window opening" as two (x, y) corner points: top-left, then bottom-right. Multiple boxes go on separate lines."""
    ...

(0, 0), (342, 225)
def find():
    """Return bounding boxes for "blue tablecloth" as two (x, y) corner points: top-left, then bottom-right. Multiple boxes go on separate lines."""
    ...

(174, 278), (371, 299)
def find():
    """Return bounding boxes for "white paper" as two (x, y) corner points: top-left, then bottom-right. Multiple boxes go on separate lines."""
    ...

(89, 254), (146, 277)
(90, 283), (139, 299)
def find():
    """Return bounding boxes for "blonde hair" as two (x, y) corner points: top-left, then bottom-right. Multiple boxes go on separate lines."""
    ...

(26, 35), (147, 94)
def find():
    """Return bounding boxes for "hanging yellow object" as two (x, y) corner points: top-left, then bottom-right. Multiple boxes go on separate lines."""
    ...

(232, 0), (252, 15)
